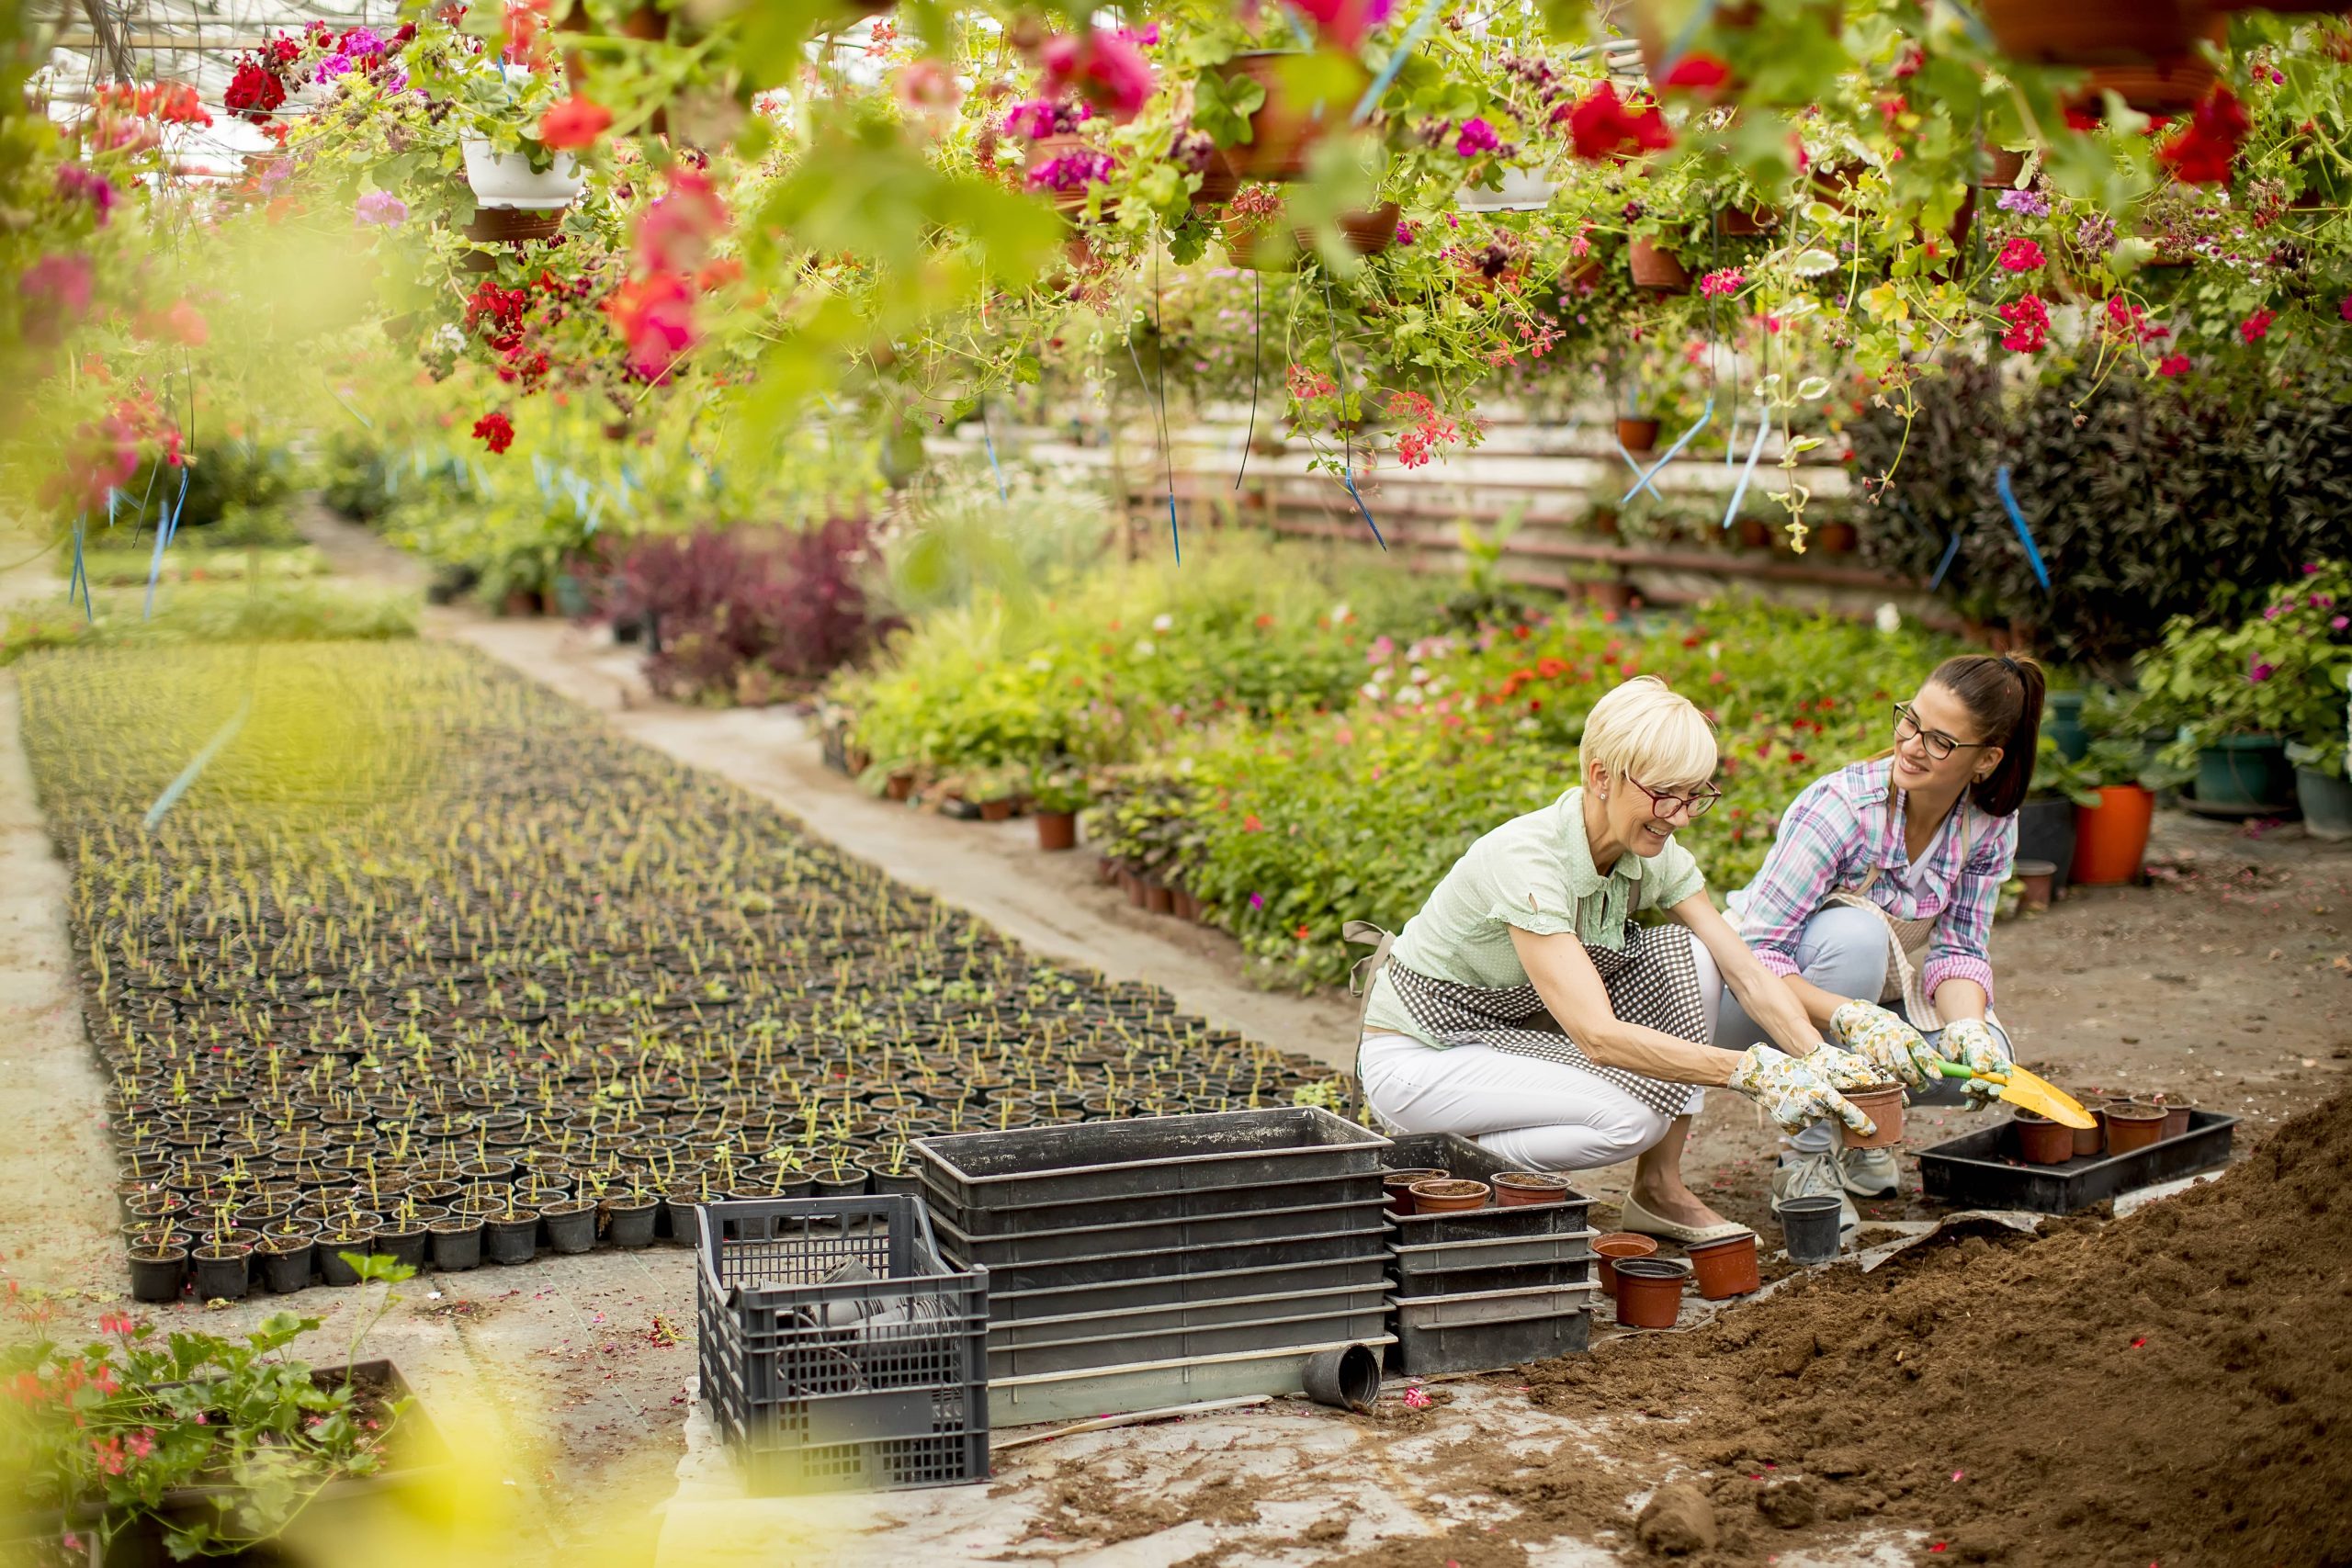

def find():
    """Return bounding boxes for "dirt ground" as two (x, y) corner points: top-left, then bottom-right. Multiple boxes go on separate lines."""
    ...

(5, 513), (2349, 1566)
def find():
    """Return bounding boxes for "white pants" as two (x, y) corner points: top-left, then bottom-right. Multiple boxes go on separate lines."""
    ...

(1358, 934), (1720, 1170)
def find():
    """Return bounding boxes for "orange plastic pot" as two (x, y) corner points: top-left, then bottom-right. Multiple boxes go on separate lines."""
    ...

(1838, 1082), (1905, 1150)
(1493, 1171), (1573, 1207)
(1595, 1232), (1657, 1299)
(1408, 1179), (1490, 1214)
(2013, 1111), (2075, 1166)
(2071, 785), (2154, 886)
(1381, 1168), (1446, 1214)
(1612, 1258), (1690, 1329)
(2104, 1101), (2168, 1154)
(1686, 1233), (1760, 1300)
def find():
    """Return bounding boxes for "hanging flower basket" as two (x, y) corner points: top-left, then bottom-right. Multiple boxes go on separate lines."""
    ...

(1214, 51), (1325, 182)
(460, 137), (585, 211)
(1979, 0), (2211, 67)
(1225, 202), (1401, 270)
(1627, 236), (1690, 292)
(1714, 202), (1781, 236)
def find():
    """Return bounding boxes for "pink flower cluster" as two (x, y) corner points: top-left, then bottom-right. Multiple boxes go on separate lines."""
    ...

(1698, 266), (1744, 299)
(1996, 293), (2049, 354)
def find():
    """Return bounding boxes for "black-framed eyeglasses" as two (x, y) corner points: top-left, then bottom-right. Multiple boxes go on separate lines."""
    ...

(1625, 777), (1722, 820)
(1893, 702), (1989, 762)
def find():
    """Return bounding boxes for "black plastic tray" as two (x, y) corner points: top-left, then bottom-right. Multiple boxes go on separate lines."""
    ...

(989, 1256), (1390, 1323)
(985, 1300), (1392, 1380)
(1917, 1110), (2238, 1214)
(938, 1222), (1390, 1294)
(1388, 1293), (1593, 1377)
(916, 1109), (1391, 1213)
(1381, 1133), (1593, 1242)
(930, 1196), (1392, 1268)
(919, 1167), (1384, 1238)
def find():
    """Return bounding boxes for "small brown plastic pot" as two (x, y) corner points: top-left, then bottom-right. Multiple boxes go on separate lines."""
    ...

(2013, 1111), (2075, 1166)
(1686, 1232), (1760, 1299)
(1595, 1232), (1658, 1299)
(2067, 1091), (2108, 1157)
(1493, 1171), (1573, 1207)
(1613, 1258), (1690, 1329)
(1381, 1168), (1447, 1214)
(2152, 1098), (2192, 1141)
(1838, 1081), (1906, 1150)
(2104, 1101), (2169, 1155)
(1408, 1179), (1491, 1214)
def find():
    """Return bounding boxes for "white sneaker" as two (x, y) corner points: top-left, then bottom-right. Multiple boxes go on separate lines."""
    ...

(1837, 1145), (1900, 1198)
(1770, 1152), (1859, 1232)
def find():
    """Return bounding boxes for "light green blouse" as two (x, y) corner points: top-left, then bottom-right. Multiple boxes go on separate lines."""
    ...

(1362, 786), (1706, 1048)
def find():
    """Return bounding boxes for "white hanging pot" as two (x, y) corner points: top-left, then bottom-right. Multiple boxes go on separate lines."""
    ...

(1458, 167), (1559, 213)
(460, 136), (584, 211)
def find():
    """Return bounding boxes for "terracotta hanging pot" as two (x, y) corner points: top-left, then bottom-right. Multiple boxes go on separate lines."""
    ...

(1616, 417), (1662, 453)
(1226, 202), (1401, 270)
(1213, 51), (1344, 181)
(1627, 236), (1690, 293)
(1977, 0), (2211, 66)
(1715, 202), (1781, 236)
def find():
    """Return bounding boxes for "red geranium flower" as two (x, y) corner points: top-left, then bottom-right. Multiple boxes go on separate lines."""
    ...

(1556, 83), (1672, 163)
(1997, 293), (2050, 354)
(1659, 53), (1730, 92)
(2240, 308), (2277, 343)
(1996, 237), (2044, 274)
(223, 57), (287, 124)
(2155, 86), (2249, 186)
(2155, 354), (2191, 378)
(538, 96), (613, 151)
(472, 411), (516, 455)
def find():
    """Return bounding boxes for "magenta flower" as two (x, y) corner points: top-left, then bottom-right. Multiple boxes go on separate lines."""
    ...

(1455, 118), (1500, 157)
(1025, 150), (1114, 193)
(2156, 353), (2190, 378)
(2332, 615), (2348, 630)
(1039, 28), (1154, 121)
(1248, 892), (1266, 910)
(355, 189), (408, 226)
(2247, 660), (2276, 684)
(2341, 296), (2352, 321)
(314, 52), (354, 84)
(19, 254), (95, 344)
(1996, 237), (2044, 273)
(1698, 266), (1744, 299)
(55, 164), (118, 226)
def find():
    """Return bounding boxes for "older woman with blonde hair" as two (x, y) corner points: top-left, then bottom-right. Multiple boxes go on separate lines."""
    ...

(1350, 675), (1887, 1244)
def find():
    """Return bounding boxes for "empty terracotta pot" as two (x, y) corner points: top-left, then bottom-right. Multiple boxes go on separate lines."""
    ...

(2104, 1101), (2168, 1154)
(2013, 1111), (2075, 1166)
(1686, 1232), (1760, 1299)
(2067, 1091), (2108, 1157)
(1838, 1081), (1906, 1150)
(1613, 1258), (1690, 1329)
(1381, 1168), (1446, 1214)
(1408, 1178), (1491, 1214)
(1493, 1171), (1573, 1207)
(1596, 1232), (1658, 1299)
(2154, 1100), (2192, 1141)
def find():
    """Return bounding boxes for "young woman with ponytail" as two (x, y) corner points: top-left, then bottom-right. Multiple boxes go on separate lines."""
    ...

(1697, 654), (2046, 1230)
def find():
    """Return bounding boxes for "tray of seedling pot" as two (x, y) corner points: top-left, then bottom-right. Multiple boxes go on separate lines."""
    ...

(1380, 1134), (1594, 1243)
(913, 1107), (1391, 1220)
(1917, 1110), (2239, 1215)
(925, 1195), (1395, 1269)
(1388, 1230), (1599, 1299)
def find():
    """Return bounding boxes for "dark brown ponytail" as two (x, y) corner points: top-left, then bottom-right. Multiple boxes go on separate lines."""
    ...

(1928, 654), (2044, 818)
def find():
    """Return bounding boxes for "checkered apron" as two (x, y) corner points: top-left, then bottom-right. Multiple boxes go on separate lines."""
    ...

(1347, 919), (1704, 1122)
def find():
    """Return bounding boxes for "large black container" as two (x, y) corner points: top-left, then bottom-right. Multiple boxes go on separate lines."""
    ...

(1917, 1110), (2237, 1213)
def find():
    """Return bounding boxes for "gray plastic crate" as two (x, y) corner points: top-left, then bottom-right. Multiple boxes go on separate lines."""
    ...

(936, 1218), (1391, 1294)
(1391, 1229), (1598, 1298)
(990, 1281), (1392, 1348)
(989, 1255), (1390, 1324)
(1388, 1303), (1592, 1376)
(1382, 1133), (1593, 1243)
(916, 1108), (1390, 1213)
(919, 1166), (1384, 1238)
(985, 1298), (1392, 1380)
(989, 1336), (1400, 1427)
(695, 1195), (988, 1494)
(929, 1195), (1393, 1268)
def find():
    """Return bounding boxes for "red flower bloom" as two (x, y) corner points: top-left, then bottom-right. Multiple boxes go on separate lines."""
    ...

(2240, 308), (2277, 343)
(1038, 28), (1154, 121)
(1996, 237), (2044, 274)
(223, 57), (287, 124)
(605, 271), (696, 380)
(1292, 0), (1395, 51)
(538, 96), (613, 151)
(2155, 86), (2249, 186)
(2154, 354), (2191, 378)
(1996, 293), (2050, 354)
(1658, 53), (1729, 92)
(472, 411), (516, 455)
(634, 169), (729, 274)
(1557, 84), (1672, 164)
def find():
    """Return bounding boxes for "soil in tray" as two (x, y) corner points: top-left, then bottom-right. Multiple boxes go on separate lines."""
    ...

(1463, 1089), (2352, 1568)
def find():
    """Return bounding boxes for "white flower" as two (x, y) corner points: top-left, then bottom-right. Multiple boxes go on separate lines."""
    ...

(1361, 682), (1385, 701)
(1874, 603), (1903, 635)
(1152, 613), (1174, 633)
(1133, 639), (1157, 658)
(1027, 657), (1053, 672)
(1518, 717), (1541, 734)
(1330, 602), (1351, 622)
(1408, 665), (1429, 685)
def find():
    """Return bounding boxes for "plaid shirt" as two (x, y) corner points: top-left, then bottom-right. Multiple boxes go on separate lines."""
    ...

(1733, 757), (2016, 1006)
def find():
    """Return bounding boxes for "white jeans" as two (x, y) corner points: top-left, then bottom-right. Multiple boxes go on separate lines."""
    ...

(1358, 941), (1719, 1171)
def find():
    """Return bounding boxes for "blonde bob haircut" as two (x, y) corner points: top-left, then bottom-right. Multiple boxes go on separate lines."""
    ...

(1578, 675), (1718, 790)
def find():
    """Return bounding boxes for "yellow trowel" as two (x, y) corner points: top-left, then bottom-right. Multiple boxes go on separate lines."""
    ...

(1934, 1062), (2096, 1128)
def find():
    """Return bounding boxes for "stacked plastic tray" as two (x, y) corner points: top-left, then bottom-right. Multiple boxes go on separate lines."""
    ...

(1380, 1133), (1598, 1375)
(914, 1108), (1396, 1426)
(695, 1194), (990, 1494)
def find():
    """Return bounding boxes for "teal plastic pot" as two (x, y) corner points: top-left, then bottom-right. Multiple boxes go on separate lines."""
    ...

(2045, 690), (2088, 762)
(2299, 767), (2352, 841)
(2189, 736), (2294, 817)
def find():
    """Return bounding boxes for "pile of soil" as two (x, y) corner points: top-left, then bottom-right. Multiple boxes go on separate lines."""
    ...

(1497, 1089), (2352, 1566)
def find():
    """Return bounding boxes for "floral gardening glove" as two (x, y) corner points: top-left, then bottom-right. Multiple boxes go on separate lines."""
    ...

(1727, 1045), (1877, 1139)
(1830, 1000), (1940, 1092)
(1940, 1018), (2013, 1112)
(1802, 1041), (1885, 1092)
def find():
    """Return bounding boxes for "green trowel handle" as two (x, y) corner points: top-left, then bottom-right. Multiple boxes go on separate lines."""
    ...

(1935, 1061), (2006, 1084)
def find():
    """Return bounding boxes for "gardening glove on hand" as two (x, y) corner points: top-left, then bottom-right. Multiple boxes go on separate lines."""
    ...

(1801, 1041), (1885, 1092)
(1727, 1045), (1877, 1139)
(1939, 1018), (2013, 1111)
(1830, 999), (1939, 1092)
